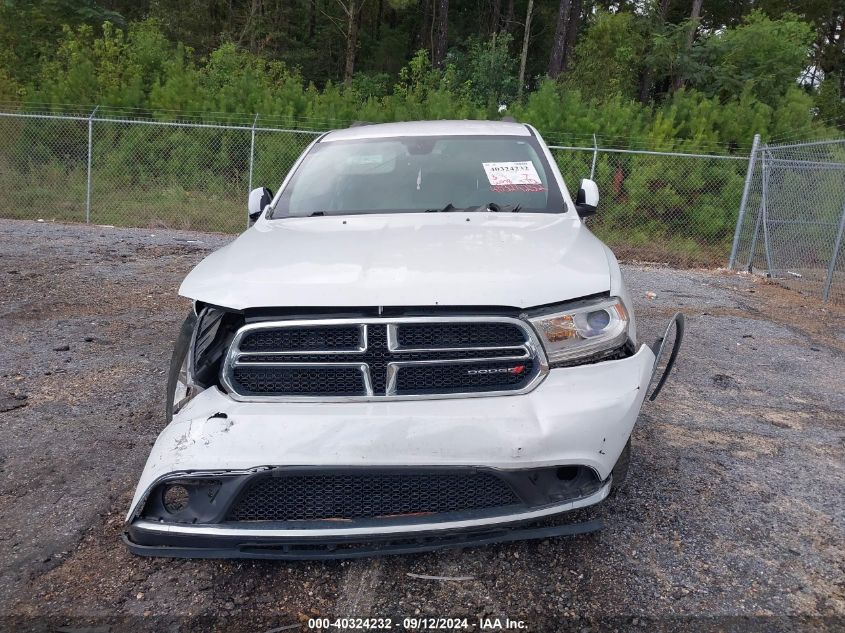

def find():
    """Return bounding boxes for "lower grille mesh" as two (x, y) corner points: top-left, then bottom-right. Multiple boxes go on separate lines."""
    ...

(226, 471), (521, 522)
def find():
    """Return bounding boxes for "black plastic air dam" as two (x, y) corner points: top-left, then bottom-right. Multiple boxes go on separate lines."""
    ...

(135, 465), (604, 526)
(125, 465), (608, 559)
(123, 518), (604, 560)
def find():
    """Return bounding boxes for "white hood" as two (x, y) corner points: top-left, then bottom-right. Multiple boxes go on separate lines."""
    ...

(179, 213), (611, 310)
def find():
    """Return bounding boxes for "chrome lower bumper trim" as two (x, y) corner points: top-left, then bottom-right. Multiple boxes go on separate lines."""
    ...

(124, 518), (604, 560)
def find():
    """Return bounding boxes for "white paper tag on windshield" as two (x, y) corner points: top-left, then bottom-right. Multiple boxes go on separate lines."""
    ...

(483, 161), (542, 186)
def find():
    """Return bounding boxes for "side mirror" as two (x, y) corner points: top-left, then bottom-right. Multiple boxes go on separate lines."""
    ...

(248, 187), (274, 225)
(575, 178), (599, 218)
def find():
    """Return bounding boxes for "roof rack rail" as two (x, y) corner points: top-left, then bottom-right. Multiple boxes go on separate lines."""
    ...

(500, 116), (517, 123)
(349, 121), (374, 128)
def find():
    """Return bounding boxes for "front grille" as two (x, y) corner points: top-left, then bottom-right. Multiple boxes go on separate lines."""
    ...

(396, 322), (526, 349)
(240, 325), (363, 352)
(226, 471), (521, 522)
(223, 317), (545, 400)
(396, 359), (535, 394)
(233, 365), (365, 396)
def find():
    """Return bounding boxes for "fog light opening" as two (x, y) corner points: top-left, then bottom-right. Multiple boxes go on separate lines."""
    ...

(163, 484), (190, 513)
(556, 466), (580, 481)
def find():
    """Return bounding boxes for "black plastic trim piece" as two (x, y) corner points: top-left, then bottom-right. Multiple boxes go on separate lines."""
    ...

(521, 292), (612, 318)
(240, 294), (613, 323)
(549, 340), (635, 369)
(123, 519), (603, 560)
(648, 312), (685, 401)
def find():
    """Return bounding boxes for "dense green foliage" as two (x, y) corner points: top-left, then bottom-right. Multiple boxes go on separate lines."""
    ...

(1, 1), (842, 146)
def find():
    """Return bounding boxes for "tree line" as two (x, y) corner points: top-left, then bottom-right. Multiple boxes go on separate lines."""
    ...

(0, 0), (843, 147)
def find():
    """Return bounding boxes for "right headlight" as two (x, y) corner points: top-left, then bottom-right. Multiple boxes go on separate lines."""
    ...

(526, 296), (630, 366)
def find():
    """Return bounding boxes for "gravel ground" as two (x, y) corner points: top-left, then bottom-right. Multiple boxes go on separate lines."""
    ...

(0, 218), (843, 633)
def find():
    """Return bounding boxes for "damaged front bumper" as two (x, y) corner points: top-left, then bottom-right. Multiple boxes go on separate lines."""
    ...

(125, 478), (611, 559)
(125, 343), (662, 558)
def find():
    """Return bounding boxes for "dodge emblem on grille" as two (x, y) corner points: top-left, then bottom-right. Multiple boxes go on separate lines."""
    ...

(467, 365), (525, 375)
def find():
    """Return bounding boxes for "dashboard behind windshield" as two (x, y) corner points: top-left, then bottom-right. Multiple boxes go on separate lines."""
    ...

(272, 135), (565, 217)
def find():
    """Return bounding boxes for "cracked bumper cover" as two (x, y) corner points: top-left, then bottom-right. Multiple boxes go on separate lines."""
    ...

(124, 344), (655, 556)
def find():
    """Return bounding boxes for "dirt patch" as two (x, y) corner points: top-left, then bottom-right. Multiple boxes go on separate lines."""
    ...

(0, 219), (843, 632)
(714, 269), (845, 352)
(610, 242), (725, 269)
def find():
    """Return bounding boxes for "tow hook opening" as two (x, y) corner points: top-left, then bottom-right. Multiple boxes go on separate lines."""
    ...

(555, 466), (580, 481)
(648, 312), (685, 401)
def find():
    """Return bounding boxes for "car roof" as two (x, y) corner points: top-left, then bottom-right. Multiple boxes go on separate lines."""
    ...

(321, 119), (531, 142)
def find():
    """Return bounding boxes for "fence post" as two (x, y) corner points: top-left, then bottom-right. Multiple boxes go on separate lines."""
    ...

(85, 106), (98, 224)
(760, 147), (775, 275)
(728, 133), (761, 269)
(590, 133), (598, 180)
(823, 200), (845, 301)
(746, 145), (768, 271)
(247, 114), (258, 229)
(248, 113), (258, 192)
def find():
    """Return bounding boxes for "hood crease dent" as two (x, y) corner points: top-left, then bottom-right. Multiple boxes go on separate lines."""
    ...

(180, 213), (611, 310)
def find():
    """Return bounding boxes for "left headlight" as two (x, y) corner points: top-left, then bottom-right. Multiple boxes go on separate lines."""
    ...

(526, 296), (630, 366)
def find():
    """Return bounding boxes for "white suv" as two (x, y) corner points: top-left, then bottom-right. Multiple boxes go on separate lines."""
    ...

(124, 120), (682, 558)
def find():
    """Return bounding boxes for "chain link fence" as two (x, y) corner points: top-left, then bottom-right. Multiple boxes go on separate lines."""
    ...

(549, 143), (749, 266)
(0, 112), (90, 223)
(729, 138), (845, 303)
(91, 118), (320, 231)
(0, 108), (775, 273)
(0, 110), (320, 233)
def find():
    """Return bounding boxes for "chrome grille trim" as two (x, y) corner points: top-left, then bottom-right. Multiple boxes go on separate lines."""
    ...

(221, 316), (548, 402)
(231, 361), (373, 396)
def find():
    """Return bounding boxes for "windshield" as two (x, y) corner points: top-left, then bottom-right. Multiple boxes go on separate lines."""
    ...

(272, 135), (565, 217)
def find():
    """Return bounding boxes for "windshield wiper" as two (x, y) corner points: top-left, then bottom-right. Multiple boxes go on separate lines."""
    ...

(467, 202), (523, 213)
(306, 203), (524, 216)
(426, 202), (524, 213)
(425, 203), (460, 213)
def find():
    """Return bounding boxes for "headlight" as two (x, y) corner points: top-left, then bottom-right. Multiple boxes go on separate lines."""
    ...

(526, 297), (629, 366)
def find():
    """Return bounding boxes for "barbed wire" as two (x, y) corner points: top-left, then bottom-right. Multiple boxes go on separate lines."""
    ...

(0, 102), (758, 155)
(766, 116), (845, 144)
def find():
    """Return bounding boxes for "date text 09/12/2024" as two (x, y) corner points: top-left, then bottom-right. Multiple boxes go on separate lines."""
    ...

(306, 617), (528, 630)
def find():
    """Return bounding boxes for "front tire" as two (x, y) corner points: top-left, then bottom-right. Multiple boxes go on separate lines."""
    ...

(165, 311), (197, 422)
